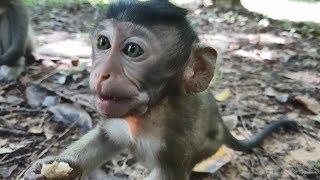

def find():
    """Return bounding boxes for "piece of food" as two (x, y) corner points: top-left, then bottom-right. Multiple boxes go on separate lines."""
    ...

(214, 88), (231, 102)
(41, 161), (73, 179)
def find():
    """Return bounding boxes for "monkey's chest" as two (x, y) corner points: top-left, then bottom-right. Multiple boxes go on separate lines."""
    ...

(132, 137), (164, 169)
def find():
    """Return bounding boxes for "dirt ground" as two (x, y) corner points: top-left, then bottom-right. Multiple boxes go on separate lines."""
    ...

(0, 3), (319, 180)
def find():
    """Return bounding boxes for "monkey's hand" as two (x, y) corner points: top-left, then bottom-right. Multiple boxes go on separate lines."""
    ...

(24, 156), (81, 180)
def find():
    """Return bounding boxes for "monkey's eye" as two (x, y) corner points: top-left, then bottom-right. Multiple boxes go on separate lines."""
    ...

(97, 35), (111, 50)
(123, 43), (144, 58)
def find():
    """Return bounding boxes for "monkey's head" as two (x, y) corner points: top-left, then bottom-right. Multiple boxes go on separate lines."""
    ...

(89, 0), (217, 117)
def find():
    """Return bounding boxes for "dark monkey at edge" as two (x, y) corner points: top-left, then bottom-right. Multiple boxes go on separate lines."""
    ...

(0, 0), (33, 82)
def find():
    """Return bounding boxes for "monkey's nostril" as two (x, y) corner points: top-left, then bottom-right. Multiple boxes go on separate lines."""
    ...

(102, 74), (111, 80)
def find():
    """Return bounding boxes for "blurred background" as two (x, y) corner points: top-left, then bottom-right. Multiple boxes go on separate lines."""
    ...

(0, 0), (319, 179)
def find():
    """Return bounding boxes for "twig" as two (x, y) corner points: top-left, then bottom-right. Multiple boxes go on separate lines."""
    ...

(253, 151), (270, 180)
(0, 127), (29, 137)
(32, 68), (58, 84)
(0, 106), (45, 113)
(302, 129), (320, 141)
(0, 153), (32, 166)
(0, 82), (14, 91)
(15, 121), (78, 180)
(262, 148), (295, 179)
(0, 154), (9, 163)
(37, 83), (96, 111)
(37, 121), (77, 158)
(234, 85), (251, 138)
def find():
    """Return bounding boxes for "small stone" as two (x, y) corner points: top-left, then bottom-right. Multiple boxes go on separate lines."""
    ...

(48, 103), (93, 131)
(26, 85), (48, 108)
(42, 96), (61, 107)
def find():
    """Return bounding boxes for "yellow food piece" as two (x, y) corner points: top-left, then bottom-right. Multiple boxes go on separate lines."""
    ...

(41, 161), (73, 179)
(214, 88), (231, 102)
(193, 146), (234, 173)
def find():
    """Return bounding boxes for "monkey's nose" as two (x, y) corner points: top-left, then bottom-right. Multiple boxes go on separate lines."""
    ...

(96, 73), (111, 92)
(101, 73), (111, 80)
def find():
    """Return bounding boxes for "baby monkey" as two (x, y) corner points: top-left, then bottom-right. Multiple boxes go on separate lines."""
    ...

(25, 0), (296, 179)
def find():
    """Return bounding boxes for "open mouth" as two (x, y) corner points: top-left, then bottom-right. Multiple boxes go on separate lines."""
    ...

(95, 94), (135, 117)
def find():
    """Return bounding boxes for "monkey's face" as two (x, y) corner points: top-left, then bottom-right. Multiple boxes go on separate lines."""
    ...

(90, 20), (166, 117)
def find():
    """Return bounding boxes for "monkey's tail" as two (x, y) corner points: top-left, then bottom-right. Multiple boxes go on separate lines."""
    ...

(0, 2), (28, 66)
(224, 119), (297, 152)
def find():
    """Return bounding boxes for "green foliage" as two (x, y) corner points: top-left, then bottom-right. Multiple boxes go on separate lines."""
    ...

(23, 0), (110, 6)
(290, 0), (320, 2)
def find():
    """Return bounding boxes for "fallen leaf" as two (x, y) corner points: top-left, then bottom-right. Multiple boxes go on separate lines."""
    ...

(313, 114), (320, 123)
(6, 95), (24, 105)
(193, 146), (234, 173)
(26, 85), (48, 108)
(264, 87), (289, 103)
(44, 125), (54, 140)
(0, 138), (8, 147)
(252, 118), (267, 129)
(281, 71), (320, 85)
(294, 95), (320, 114)
(9, 141), (31, 150)
(28, 126), (44, 134)
(0, 148), (14, 155)
(0, 164), (18, 178)
(222, 115), (238, 130)
(285, 136), (320, 164)
(214, 89), (231, 102)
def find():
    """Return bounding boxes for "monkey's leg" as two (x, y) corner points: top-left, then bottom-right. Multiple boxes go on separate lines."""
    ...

(25, 119), (134, 179)
(224, 119), (297, 152)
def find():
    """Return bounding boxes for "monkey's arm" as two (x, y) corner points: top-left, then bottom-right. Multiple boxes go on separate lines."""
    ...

(0, 0), (29, 65)
(25, 119), (133, 179)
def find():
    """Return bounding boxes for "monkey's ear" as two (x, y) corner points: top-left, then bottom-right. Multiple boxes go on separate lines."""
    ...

(183, 43), (217, 93)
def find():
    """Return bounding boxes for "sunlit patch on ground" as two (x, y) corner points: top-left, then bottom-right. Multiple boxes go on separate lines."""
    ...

(241, 0), (320, 23)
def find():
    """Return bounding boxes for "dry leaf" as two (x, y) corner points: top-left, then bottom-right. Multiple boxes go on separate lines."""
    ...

(0, 164), (18, 178)
(0, 148), (14, 155)
(222, 115), (238, 130)
(264, 87), (289, 103)
(313, 114), (320, 123)
(41, 161), (73, 179)
(28, 126), (44, 134)
(214, 89), (231, 102)
(294, 95), (320, 114)
(44, 126), (54, 140)
(0, 138), (8, 147)
(281, 71), (320, 85)
(193, 146), (234, 173)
